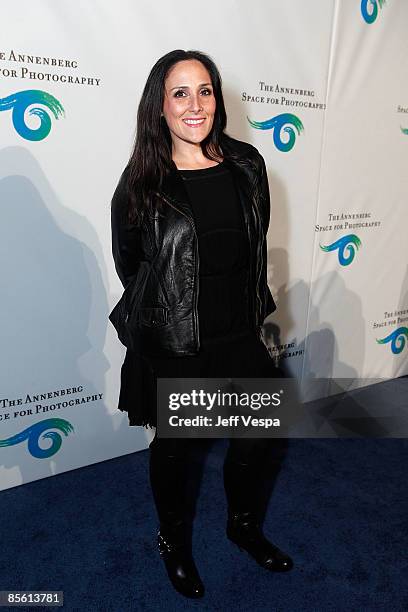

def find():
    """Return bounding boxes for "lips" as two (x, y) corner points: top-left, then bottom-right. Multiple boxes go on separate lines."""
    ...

(182, 118), (206, 127)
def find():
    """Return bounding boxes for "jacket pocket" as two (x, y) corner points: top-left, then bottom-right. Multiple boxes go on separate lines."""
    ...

(135, 306), (168, 327)
(109, 261), (152, 349)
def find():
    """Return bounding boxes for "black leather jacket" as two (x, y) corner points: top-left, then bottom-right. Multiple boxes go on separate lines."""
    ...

(110, 135), (276, 357)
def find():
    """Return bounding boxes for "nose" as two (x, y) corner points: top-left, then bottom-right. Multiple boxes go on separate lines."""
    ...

(189, 92), (203, 113)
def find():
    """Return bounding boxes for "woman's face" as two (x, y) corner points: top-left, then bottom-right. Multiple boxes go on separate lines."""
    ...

(162, 59), (216, 151)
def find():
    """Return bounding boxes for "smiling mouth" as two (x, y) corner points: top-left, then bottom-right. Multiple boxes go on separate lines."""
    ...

(182, 118), (206, 127)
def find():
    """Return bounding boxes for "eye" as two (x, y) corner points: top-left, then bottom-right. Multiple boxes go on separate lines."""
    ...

(201, 88), (212, 96)
(173, 89), (186, 97)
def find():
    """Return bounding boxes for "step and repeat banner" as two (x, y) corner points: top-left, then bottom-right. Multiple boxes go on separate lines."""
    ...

(1, 0), (407, 490)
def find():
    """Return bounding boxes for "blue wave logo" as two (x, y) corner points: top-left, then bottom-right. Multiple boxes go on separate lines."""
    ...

(401, 126), (408, 135)
(361, 0), (386, 24)
(0, 418), (74, 458)
(0, 90), (65, 141)
(377, 327), (408, 354)
(320, 234), (362, 266)
(247, 113), (304, 152)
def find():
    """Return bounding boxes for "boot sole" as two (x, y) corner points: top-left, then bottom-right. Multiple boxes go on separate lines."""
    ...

(227, 534), (294, 572)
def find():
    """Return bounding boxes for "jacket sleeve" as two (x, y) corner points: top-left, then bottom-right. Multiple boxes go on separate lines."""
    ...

(258, 152), (271, 235)
(110, 167), (143, 289)
(257, 151), (277, 316)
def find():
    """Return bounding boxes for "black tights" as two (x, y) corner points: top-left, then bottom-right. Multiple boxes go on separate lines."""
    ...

(146, 330), (288, 529)
(149, 434), (288, 530)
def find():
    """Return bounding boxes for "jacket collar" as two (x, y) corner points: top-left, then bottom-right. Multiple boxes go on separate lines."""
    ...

(159, 161), (191, 217)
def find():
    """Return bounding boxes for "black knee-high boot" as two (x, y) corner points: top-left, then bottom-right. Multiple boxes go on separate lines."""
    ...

(223, 440), (293, 572)
(149, 439), (205, 598)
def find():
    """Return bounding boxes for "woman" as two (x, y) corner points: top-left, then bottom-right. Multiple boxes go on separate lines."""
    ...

(110, 49), (293, 599)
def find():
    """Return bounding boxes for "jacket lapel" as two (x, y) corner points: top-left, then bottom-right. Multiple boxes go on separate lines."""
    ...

(159, 165), (194, 219)
(222, 157), (254, 234)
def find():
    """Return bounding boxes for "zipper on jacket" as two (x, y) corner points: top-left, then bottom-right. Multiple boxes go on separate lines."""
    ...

(155, 192), (200, 353)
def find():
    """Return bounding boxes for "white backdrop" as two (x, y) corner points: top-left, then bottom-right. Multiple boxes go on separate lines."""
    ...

(1, 0), (407, 490)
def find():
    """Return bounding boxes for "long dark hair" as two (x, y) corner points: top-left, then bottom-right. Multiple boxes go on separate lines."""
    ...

(125, 49), (234, 224)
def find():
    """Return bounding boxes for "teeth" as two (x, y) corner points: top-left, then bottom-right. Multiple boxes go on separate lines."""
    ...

(184, 119), (204, 124)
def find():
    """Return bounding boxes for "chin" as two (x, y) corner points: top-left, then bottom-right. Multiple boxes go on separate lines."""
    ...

(184, 132), (210, 144)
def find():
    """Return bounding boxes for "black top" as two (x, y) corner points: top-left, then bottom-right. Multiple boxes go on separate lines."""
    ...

(178, 161), (250, 345)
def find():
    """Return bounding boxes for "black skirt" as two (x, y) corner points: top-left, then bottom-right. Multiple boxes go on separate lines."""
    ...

(117, 328), (280, 428)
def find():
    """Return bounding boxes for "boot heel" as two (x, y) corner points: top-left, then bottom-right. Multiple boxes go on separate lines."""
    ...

(227, 532), (244, 552)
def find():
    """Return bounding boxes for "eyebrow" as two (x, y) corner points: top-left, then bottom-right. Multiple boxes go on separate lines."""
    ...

(170, 82), (212, 91)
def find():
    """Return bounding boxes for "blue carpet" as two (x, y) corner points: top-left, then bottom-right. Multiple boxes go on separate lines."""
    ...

(1, 379), (408, 611)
